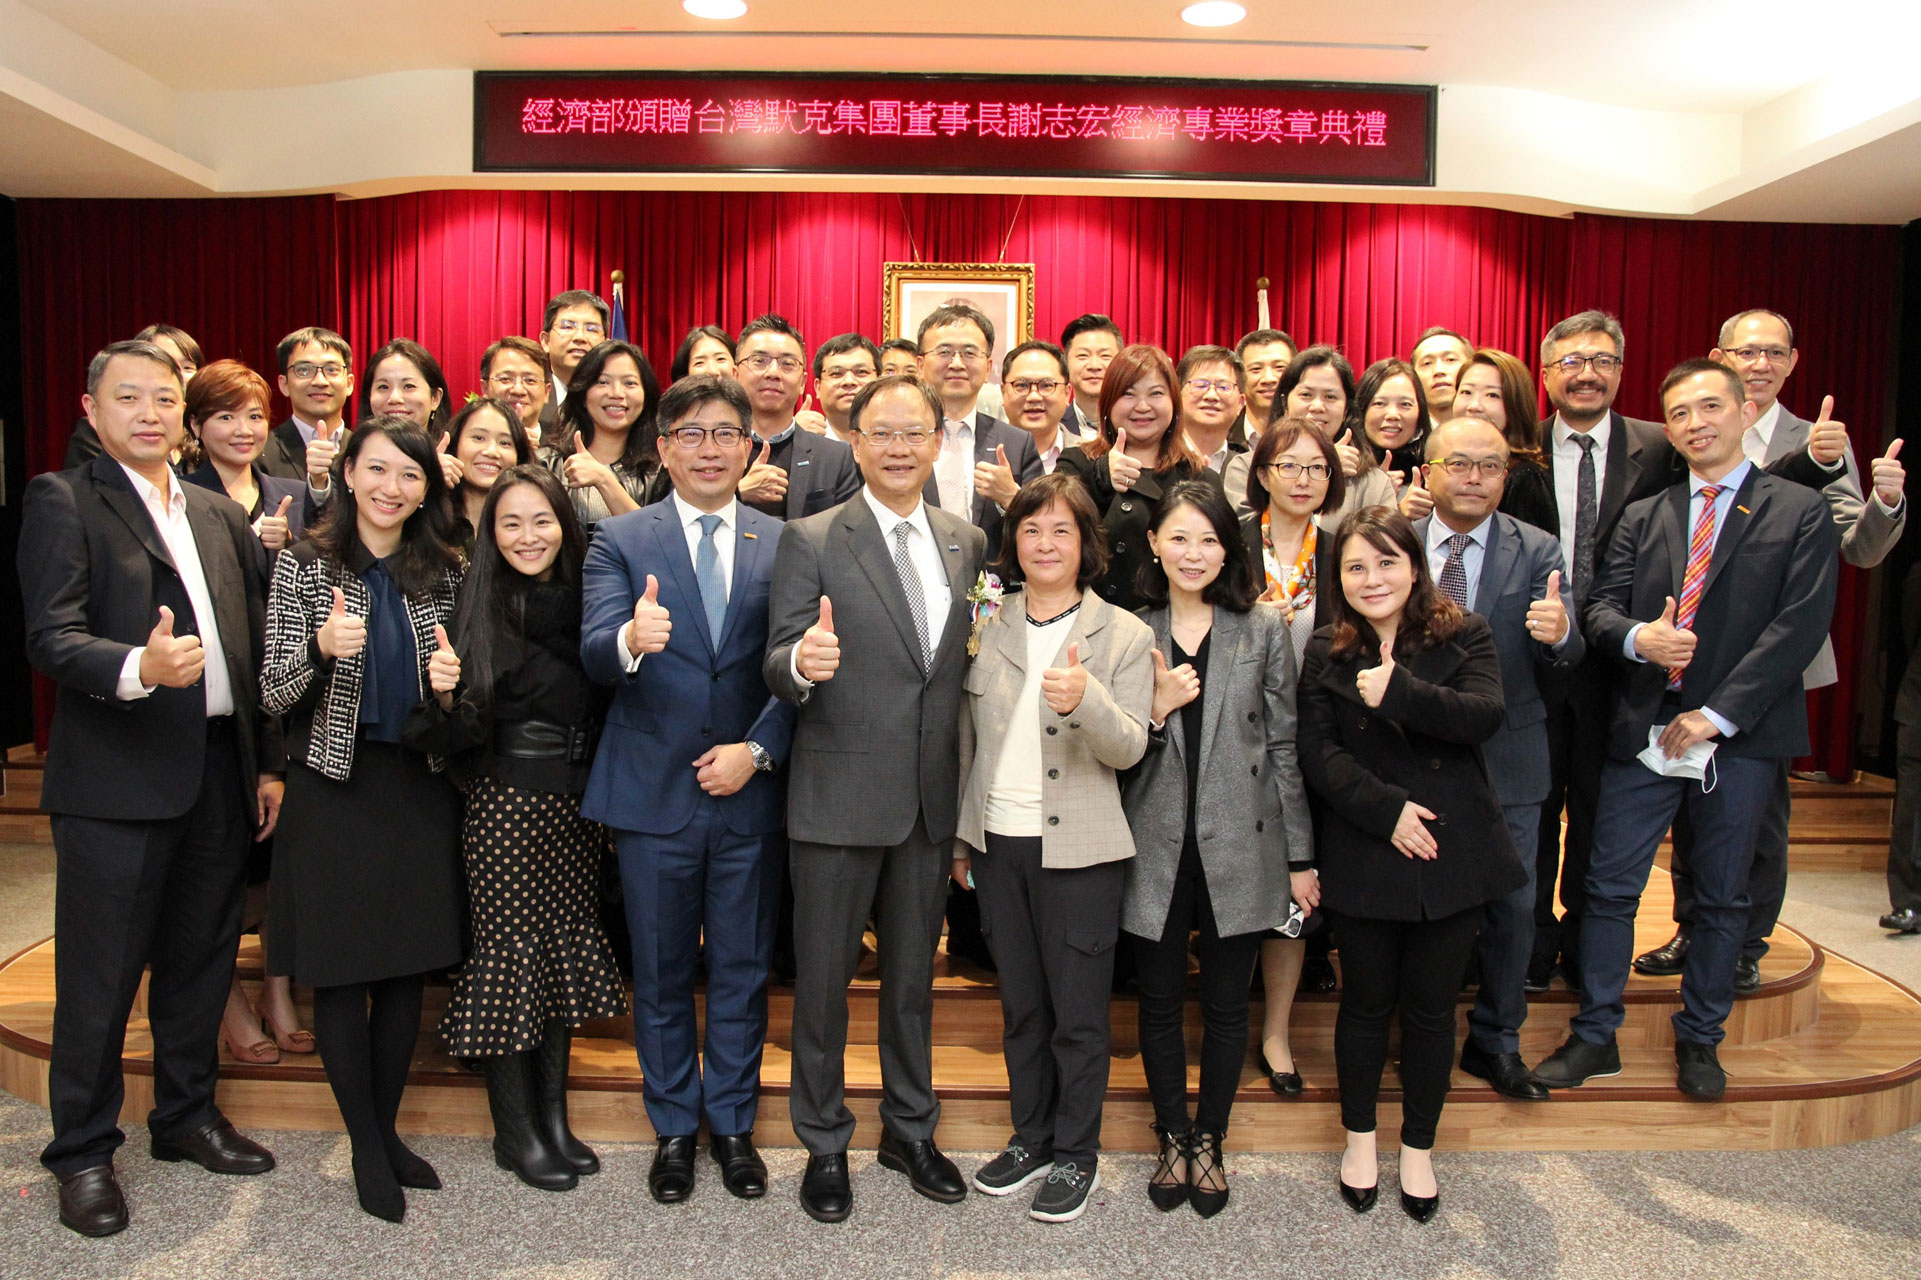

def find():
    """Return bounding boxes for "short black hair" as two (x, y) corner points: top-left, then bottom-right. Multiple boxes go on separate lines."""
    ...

(133, 324), (203, 369)
(739, 312), (805, 352)
(1061, 313), (1123, 351)
(1001, 339), (1069, 382)
(670, 325), (736, 383)
(542, 290), (610, 334)
(276, 326), (351, 375)
(812, 332), (881, 380)
(917, 303), (993, 352)
(849, 374), (941, 434)
(657, 372), (751, 434)
(992, 471), (1109, 590)
(880, 337), (921, 362)
(1236, 328), (1297, 360)
(1659, 357), (1745, 409)
(1177, 344), (1242, 384)
(1134, 479), (1257, 612)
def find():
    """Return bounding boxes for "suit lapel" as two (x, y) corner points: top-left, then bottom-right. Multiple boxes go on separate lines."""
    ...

(1660, 482), (1691, 596)
(1146, 609), (1187, 762)
(184, 490), (247, 686)
(1702, 470), (1763, 597)
(1195, 608), (1239, 781)
(1597, 411), (1633, 537)
(652, 504), (714, 655)
(843, 500), (927, 667)
(784, 431), (814, 521)
(971, 414), (997, 530)
(1472, 516), (1518, 613)
(94, 459), (178, 571)
(928, 507), (970, 668)
(1765, 409), (1810, 467)
(718, 510), (770, 655)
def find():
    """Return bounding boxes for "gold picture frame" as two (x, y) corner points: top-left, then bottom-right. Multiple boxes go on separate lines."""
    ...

(882, 262), (1037, 380)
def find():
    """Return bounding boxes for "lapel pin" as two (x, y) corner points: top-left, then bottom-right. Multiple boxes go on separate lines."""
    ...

(948, 544), (960, 553)
(742, 531), (757, 540)
(1736, 505), (1750, 514)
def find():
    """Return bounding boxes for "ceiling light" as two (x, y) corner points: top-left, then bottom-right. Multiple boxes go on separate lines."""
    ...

(1181, 1), (1246, 26)
(683, 0), (747, 18)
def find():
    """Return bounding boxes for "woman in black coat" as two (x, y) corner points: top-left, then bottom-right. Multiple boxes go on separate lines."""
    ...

(1297, 507), (1522, 1225)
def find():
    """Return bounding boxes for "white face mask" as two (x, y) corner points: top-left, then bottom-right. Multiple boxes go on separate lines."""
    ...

(1637, 724), (1718, 790)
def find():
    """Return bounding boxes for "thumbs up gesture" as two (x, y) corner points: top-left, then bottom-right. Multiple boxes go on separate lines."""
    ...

(974, 440), (1020, 506)
(1332, 427), (1363, 479)
(1808, 395), (1849, 467)
(738, 438), (789, 505)
(561, 430), (615, 493)
(1526, 568), (1570, 646)
(1040, 640), (1089, 715)
(1634, 594), (1697, 670)
(797, 596), (840, 683)
(793, 392), (830, 437)
(1397, 464), (1434, 520)
(1107, 446), (1144, 494)
(1149, 646), (1201, 725)
(1871, 437), (1906, 509)
(316, 585), (367, 661)
(257, 495), (294, 551)
(1355, 633), (1396, 708)
(138, 604), (206, 688)
(427, 622), (461, 704)
(436, 431), (465, 490)
(627, 574), (672, 658)
(306, 420), (340, 489)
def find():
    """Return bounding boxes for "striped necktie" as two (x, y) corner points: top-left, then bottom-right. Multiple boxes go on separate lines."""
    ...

(1668, 485), (1723, 691)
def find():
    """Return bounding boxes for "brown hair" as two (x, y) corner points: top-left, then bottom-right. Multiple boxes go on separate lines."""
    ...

(1465, 347), (1544, 464)
(992, 471), (1110, 591)
(1325, 506), (1462, 660)
(480, 335), (548, 382)
(1083, 343), (1201, 474)
(184, 359), (272, 427)
(1245, 415), (1346, 515)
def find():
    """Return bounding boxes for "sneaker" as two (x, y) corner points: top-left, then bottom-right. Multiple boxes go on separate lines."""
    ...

(971, 1141), (1053, 1196)
(1029, 1161), (1100, 1223)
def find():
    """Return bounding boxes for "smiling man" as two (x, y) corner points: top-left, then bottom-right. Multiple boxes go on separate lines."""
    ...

(999, 341), (1076, 474)
(537, 289), (611, 432)
(1178, 344), (1249, 475)
(810, 333), (880, 446)
(1411, 327), (1475, 426)
(916, 303), (1042, 567)
(261, 326), (354, 494)
(1059, 314), (1123, 439)
(480, 336), (553, 448)
(726, 314), (862, 522)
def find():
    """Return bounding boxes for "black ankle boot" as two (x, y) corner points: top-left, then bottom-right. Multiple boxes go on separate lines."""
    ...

(534, 1020), (598, 1175)
(482, 1052), (577, 1191)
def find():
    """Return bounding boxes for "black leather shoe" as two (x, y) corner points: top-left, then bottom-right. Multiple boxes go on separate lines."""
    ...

(150, 1119), (275, 1174)
(648, 1134), (697, 1204)
(1633, 931), (1691, 977)
(1460, 1040), (1550, 1101)
(710, 1133), (767, 1199)
(1257, 1046), (1303, 1097)
(1878, 908), (1921, 934)
(1400, 1188), (1440, 1223)
(1733, 956), (1762, 994)
(800, 1151), (851, 1222)
(57, 1166), (128, 1237)
(1338, 1177), (1377, 1213)
(876, 1130), (965, 1203)
(1675, 1040), (1727, 1100)
(1532, 1034), (1621, 1088)
(1301, 953), (1337, 993)
(1522, 955), (1555, 994)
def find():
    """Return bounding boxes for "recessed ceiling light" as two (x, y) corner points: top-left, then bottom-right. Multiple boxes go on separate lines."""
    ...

(683, 0), (747, 18)
(1181, 1), (1246, 26)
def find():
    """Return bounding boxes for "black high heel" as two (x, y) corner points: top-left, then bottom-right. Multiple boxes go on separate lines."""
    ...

(1400, 1188), (1440, 1223)
(1188, 1128), (1229, 1219)
(1147, 1123), (1191, 1211)
(1339, 1177), (1378, 1213)
(1257, 1045), (1304, 1097)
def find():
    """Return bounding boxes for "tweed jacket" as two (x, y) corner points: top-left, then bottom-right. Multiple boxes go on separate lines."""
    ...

(1120, 604), (1315, 939)
(261, 539), (460, 780)
(954, 590), (1155, 869)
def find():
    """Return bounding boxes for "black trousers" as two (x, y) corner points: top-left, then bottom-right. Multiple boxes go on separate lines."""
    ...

(1669, 758), (1791, 961)
(1892, 720), (1921, 913)
(1330, 906), (1483, 1150)
(973, 832), (1125, 1166)
(1535, 670), (1611, 971)
(1131, 842), (1261, 1135)
(42, 723), (251, 1179)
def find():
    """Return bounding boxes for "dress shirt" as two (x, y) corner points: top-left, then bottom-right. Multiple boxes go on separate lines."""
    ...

(621, 494), (739, 672)
(754, 419), (799, 448)
(1622, 460), (1752, 739)
(1032, 427), (1067, 475)
(1198, 439), (1232, 476)
(1551, 412), (1612, 583)
(789, 487), (954, 690)
(291, 414), (321, 447)
(936, 417), (975, 515)
(1424, 514), (1490, 609)
(113, 462), (236, 716)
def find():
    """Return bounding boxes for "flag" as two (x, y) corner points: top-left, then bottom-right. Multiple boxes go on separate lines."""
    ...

(610, 273), (629, 341)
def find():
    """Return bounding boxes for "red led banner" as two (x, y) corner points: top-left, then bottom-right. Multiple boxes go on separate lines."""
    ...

(474, 72), (1434, 186)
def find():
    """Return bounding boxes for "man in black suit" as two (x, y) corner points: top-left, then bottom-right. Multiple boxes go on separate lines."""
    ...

(1535, 358), (1839, 1100)
(1529, 310), (1677, 992)
(915, 302), (1043, 565)
(535, 289), (611, 437)
(259, 326), (353, 498)
(20, 341), (283, 1236)
(1234, 326), (1296, 439)
(731, 313), (863, 521)
(1059, 313), (1123, 439)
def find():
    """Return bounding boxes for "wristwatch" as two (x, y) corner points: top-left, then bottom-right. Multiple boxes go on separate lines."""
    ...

(746, 741), (774, 773)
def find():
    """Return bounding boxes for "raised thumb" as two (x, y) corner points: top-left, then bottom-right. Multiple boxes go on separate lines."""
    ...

(1660, 595), (1678, 624)
(1066, 641), (1083, 668)
(641, 573), (659, 605)
(330, 586), (347, 617)
(273, 495), (293, 518)
(154, 605), (175, 637)
(1151, 648), (1169, 673)
(756, 440), (771, 467)
(818, 596), (835, 635)
(996, 443), (1009, 470)
(1817, 394), (1835, 424)
(438, 431), (450, 453)
(433, 623), (451, 651)
(1545, 568), (1562, 599)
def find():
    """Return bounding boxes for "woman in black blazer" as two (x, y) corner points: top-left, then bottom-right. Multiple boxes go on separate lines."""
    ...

(1297, 507), (1523, 1224)
(1055, 344), (1218, 614)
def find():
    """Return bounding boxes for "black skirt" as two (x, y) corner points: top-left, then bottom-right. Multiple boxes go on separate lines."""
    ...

(269, 738), (465, 987)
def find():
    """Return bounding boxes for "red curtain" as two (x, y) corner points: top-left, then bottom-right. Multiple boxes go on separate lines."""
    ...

(16, 191), (1900, 774)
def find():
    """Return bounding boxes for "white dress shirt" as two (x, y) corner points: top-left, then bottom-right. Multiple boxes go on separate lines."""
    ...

(114, 463), (235, 716)
(790, 488), (953, 691)
(1424, 514), (1491, 608)
(621, 494), (739, 671)
(1551, 412), (1613, 582)
(936, 417), (975, 515)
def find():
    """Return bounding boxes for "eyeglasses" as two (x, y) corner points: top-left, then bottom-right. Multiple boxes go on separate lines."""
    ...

(290, 362), (349, 381)
(821, 365), (875, 382)
(1550, 354), (1623, 375)
(488, 373), (546, 389)
(1006, 378), (1064, 396)
(551, 320), (604, 336)
(1185, 379), (1238, 396)
(666, 426), (747, 449)
(928, 345), (986, 364)
(860, 428), (934, 446)
(1727, 346), (1791, 364)
(1434, 456), (1508, 478)
(1264, 460), (1330, 480)
(740, 353), (803, 374)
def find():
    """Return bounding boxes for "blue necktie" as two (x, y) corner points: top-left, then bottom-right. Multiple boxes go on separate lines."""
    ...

(694, 513), (726, 647)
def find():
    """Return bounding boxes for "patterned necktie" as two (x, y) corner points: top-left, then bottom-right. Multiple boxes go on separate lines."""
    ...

(1668, 485), (1723, 691)
(1572, 433), (1599, 605)
(893, 520), (931, 669)
(694, 513), (726, 647)
(1439, 533), (1472, 609)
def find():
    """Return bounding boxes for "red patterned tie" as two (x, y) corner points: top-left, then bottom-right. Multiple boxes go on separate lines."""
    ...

(1667, 485), (1722, 691)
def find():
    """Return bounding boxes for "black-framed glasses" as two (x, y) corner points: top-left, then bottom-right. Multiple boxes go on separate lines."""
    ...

(1006, 378), (1064, 396)
(1264, 460), (1330, 480)
(740, 353), (803, 374)
(1551, 354), (1622, 375)
(1434, 456), (1507, 478)
(1727, 346), (1791, 364)
(290, 361), (348, 380)
(666, 426), (748, 450)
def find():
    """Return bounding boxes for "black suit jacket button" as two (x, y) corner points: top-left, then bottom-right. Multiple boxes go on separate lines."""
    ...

(1047, 815), (1060, 826)
(712, 671), (721, 681)
(1120, 500), (1134, 513)
(1430, 758), (1441, 770)
(1247, 711), (1257, 722)
(702, 726), (713, 737)
(1250, 765), (1259, 776)
(1046, 725), (1058, 735)
(1047, 768), (1060, 779)
(1255, 820), (1265, 832)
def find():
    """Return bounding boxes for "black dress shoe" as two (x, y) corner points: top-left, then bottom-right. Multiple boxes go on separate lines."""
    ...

(876, 1130), (966, 1203)
(1634, 931), (1690, 976)
(1459, 1040), (1550, 1101)
(1522, 955), (1555, 994)
(1532, 1034), (1621, 1088)
(1733, 956), (1762, 994)
(800, 1152), (852, 1222)
(1675, 1040), (1727, 1100)
(1878, 908), (1921, 934)
(150, 1119), (275, 1174)
(1400, 1188), (1440, 1223)
(710, 1133), (768, 1199)
(1257, 1046), (1304, 1097)
(1338, 1177), (1377, 1213)
(1301, 953), (1338, 993)
(58, 1166), (128, 1237)
(648, 1134), (697, 1204)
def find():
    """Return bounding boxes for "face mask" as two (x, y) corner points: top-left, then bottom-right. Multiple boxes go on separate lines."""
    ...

(1636, 724), (1718, 791)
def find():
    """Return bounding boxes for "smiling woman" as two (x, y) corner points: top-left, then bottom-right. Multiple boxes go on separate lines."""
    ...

(445, 396), (534, 549)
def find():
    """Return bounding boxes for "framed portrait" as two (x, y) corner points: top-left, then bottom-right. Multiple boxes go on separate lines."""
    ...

(882, 262), (1036, 385)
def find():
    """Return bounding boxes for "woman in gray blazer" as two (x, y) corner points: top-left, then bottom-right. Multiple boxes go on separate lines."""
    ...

(954, 472), (1154, 1224)
(1122, 480), (1314, 1218)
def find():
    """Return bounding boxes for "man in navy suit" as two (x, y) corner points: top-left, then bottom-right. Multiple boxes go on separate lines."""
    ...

(1536, 358), (1838, 1101)
(580, 373), (795, 1204)
(731, 313), (863, 522)
(1414, 417), (1584, 1101)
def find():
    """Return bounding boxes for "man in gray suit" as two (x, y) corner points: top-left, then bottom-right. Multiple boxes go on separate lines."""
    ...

(1637, 309), (1907, 980)
(1416, 418), (1584, 1100)
(763, 375), (988, 1223)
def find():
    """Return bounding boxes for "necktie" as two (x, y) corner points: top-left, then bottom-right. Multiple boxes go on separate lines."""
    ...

(1572, 433), (1599, 605)
(892, 520), (932, 669)
(694, 513), (726, 647)
(1668, 485), (1723, 691)
(1439, 533), (1471, 609)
